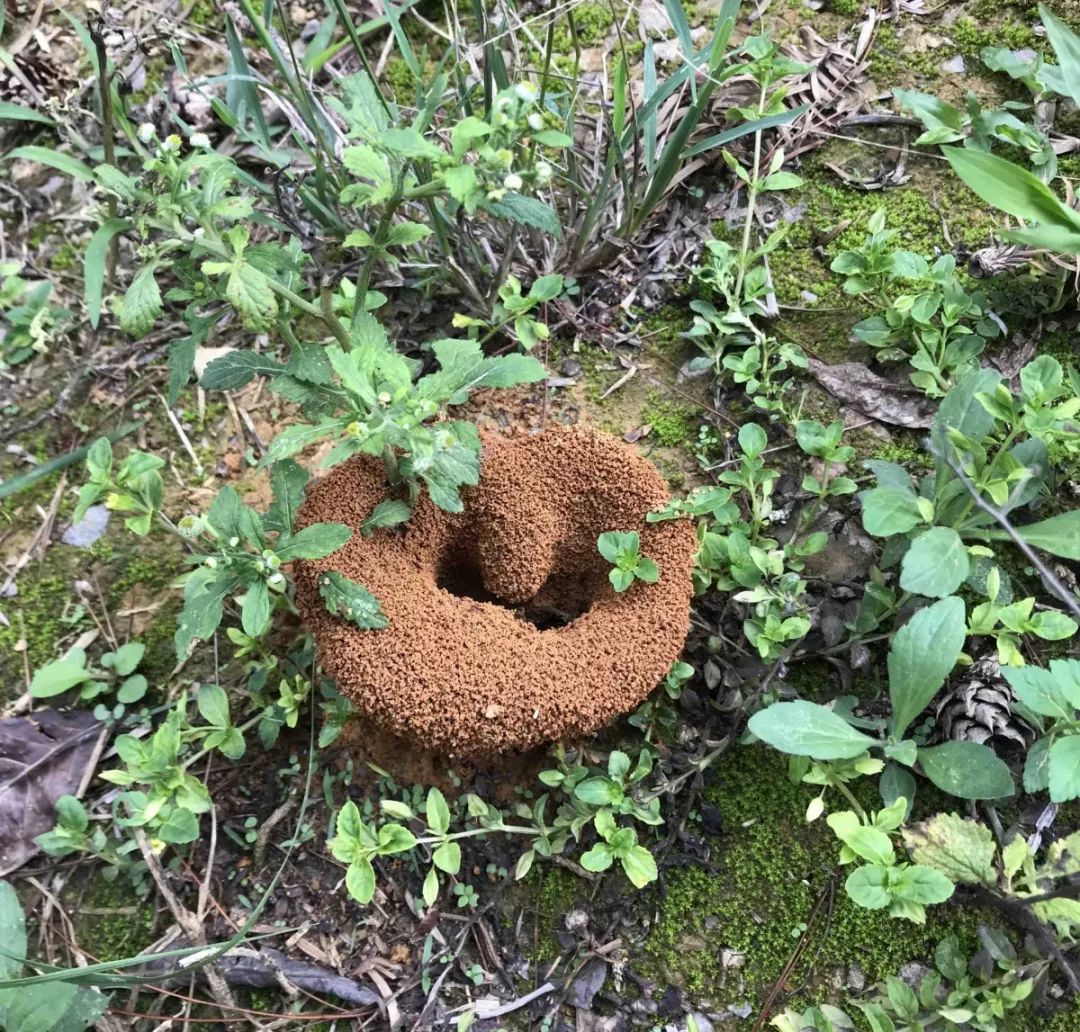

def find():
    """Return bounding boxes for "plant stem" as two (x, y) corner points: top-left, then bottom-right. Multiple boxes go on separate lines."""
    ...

(92, 27), (120, 289)
(828, 775), (868, 822)
(733, 80), (769, 301)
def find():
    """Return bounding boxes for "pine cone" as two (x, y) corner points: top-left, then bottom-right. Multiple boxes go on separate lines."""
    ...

(934, 655), (1036, 749)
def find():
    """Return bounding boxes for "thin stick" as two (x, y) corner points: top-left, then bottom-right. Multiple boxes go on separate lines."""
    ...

(943, 452), (1080, 622)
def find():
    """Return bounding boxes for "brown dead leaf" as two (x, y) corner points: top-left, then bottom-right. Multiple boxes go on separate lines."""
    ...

(807, 358), (936, 429)
(0, 709), (107, 877)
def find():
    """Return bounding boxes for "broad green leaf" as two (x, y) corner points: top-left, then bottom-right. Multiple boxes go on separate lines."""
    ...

(432, 840), (461, 874)
(361, 499), (413, 536)
(620, 845), (658, 887)
(443, 164), (478, 205)
(1002, 510), (1080, 560)
(1049, 736), (1080, 801)
(318, 572), (388, 629)
(200, 350), (285, 390)
(902, 813), (997, 885)
(29, 654), (90, 698)
(887, 596), (966, 739)
(3, 981), (80, 1032)
(0, 881), (27, 979)
(385, 222), (432, 247)
(738, 423), (767, 457)
(85, 219), (130, 329)
(197, 684), (231, 728)
(899, 527), (970, 598)
(450, 116), (491, 157)
(4, 145), (94, 181)
(860, 486), (923, 537)
(426, 787), (451, 835)
(423, 865), (439, 906)
(109, 642), (144, 676)
(827, 813), (895, 866)
(484, 193), (562, 237)
(1002, 662), (1079, 720)
(918, 741), (1014, 799)
(158, 806), (200, 843)
(241, 578), (271, 637)
(276, 522), (351, 561)
(119, 266), (162, 338)
(844, 864), (892, 909)
(574, 778), (620, 805)
(346, 857), (376, 903)
(894, 864), (955, 905)
(377, 823), (417, 854)
(580, 843), (614, 872)
(747, 700), (877, 760)
(381, 127), (442, 159)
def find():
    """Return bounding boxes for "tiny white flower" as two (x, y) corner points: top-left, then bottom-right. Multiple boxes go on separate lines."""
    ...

(514, 82), (537, 103)
(189, 131), (211, 149)
(503, 173), (523, 191)
(137, 122), (156, 144)
(527, 112), (544, 131)
(162, 134), (182, 153)
(377, 391), (392, 406)
(486, 188), (506, 202)
(535, 161), (553, 183)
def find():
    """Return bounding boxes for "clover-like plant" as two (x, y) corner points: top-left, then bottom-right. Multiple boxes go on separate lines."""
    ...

(29, 640), (148, 721)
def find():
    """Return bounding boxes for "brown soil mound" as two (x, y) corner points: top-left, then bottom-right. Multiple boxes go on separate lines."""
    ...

(292, 426), (696, 760)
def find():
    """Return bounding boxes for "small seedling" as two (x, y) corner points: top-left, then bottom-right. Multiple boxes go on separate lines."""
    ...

(597, 531), (659, 592)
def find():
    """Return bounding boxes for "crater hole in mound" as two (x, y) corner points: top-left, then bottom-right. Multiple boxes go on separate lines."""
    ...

(436, 559), (595, 631)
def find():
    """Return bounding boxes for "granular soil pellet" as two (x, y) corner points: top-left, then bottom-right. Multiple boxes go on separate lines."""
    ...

(292, 426), (697, 760)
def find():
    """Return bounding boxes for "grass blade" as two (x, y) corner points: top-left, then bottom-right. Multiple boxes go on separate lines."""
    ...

(0, 101), (53, 125)
(3, 146), (93, 181)
(85, 219), (131, 329)
(684, 103), (809, 157)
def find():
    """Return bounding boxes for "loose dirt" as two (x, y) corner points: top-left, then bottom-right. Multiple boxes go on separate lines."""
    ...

(293, 426), (697, 761)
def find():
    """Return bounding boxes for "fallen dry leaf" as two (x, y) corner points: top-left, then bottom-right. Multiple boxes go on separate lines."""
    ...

(807, 358), (936, 429)
(0, 709), (107, 877)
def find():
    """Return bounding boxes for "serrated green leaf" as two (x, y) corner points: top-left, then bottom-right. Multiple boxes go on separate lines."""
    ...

(119, 267), (162, 338)
(201, 350), (285, 390)
(225, 261), (278, 330)
(318, 572), (388, 629)
(902, 813), (997, 885)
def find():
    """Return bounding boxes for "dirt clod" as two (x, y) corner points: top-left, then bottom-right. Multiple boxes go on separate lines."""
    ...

(293, 426), (696, 760)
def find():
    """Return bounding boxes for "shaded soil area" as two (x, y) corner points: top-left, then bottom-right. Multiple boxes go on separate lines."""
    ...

(293, 426), (697, 761)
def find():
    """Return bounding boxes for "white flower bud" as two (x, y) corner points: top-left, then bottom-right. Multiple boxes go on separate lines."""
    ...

(503, 173), (523, 191)
(162, 134), (182, 153)
(189, 132), (211, 149)
(535, 161), (553, 183)
(527, 112), (544, 131)
(137, 123), (156, 144)
(514, 83), (537, 103)
(178, 514), (204, 539)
